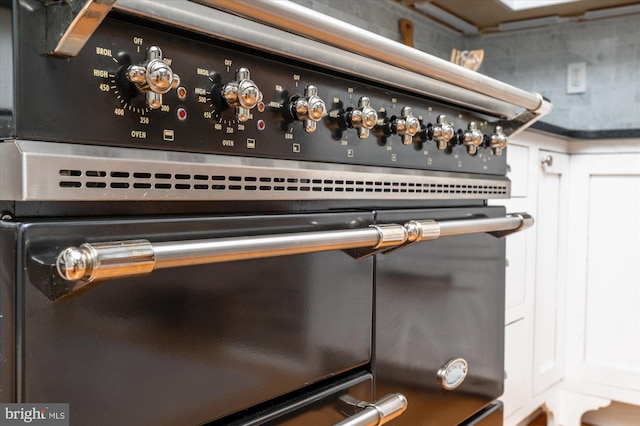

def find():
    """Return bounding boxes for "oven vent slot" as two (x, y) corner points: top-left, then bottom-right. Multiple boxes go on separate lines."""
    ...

(57, 169), (508, 197)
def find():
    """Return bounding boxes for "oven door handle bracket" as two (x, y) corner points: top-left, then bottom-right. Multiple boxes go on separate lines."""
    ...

(341, 223), (407, 259)
(334, 393), (408, 426)
(487, 213), (534, 238)
(49, 212), (533, 300)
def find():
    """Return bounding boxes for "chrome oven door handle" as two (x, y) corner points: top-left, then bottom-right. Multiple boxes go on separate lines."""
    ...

(52, 213), (533, 299)
(333, 393), (408, 426)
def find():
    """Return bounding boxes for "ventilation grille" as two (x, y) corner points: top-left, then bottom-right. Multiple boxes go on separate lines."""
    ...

(58, 168), (508, 198)
(6, 141), (510, 202)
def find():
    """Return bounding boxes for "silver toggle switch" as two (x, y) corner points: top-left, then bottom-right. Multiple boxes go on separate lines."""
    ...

(490, 126), (508, 156)
(293, 85), (327, 133)
(346, 96), (378, 139)
(393, 106), (420, 145)
(463, 121), (484, 155)
(126, 46), (180, 110)
(432, 114), (455, 150)
(222, 67), (263, 122)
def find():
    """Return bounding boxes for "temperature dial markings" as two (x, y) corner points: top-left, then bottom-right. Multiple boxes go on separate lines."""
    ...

(198, 73), (217, 120)
(199, 73), (246, 131)
(110, 74), (149, 115)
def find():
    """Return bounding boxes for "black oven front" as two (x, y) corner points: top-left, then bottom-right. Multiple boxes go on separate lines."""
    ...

(0, 1), (548, 424)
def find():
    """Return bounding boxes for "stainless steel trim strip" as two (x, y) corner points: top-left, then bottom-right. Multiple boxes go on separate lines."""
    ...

(333, 393), (408, 426)
(113, 0), (517, 118)
(0, 141), (510, 201)
(54, 213), (533, 291)
(196, 0), (545, 113)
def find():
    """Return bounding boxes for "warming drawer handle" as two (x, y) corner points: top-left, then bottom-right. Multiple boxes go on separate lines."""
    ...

(333, 393), (408, 426)
(55, 213), (533, 287)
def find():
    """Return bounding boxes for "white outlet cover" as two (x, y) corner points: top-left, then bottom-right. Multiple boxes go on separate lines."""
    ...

(567, 62), (587, 94)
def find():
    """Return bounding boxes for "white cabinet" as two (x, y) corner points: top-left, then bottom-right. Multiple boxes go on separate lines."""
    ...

(561, 148), (640, 410)
(500, 133), (640, 426)
(546, 143), (640, 426)
(498, 132), (570, 426)
(503, 143), (534, 323)
(533, 150), (569, 396)
(503, 319), (530, 420)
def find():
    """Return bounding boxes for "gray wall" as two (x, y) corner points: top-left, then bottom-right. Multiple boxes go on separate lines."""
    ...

(469, 15), (640, 131)
(291, 0), (640, 131)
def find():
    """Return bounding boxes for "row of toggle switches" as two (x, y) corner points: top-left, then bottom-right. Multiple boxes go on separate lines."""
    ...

(284, 86), (509, 157)
(120, 49), (508, 156)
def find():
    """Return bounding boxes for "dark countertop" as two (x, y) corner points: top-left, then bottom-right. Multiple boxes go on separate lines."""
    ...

(531, 122), (640, 139)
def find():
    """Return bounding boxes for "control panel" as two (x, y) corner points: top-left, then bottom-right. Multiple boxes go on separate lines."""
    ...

(15, 15), (511, 176)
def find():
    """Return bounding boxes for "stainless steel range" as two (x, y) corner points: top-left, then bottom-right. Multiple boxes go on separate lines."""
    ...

(0, 1), (550, 425)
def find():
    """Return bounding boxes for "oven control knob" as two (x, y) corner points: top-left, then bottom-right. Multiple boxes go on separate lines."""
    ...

(432, 114), (455, 150)
(463, 121), (484, 155)
(490, 126), (508, 156)
(392, 106), (420, 145)
(222, 67), (263, 122)
(126, 46), (180, 110)
(292, 85), (327, 133)
(345, 96), (378, 139)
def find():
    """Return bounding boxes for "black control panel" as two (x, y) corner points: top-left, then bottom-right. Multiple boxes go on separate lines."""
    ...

(15, 14), (509, 176)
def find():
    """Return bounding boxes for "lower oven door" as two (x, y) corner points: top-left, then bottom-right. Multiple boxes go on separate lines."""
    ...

(212, 371), (375, 425)
(374, 206), (506, 426)
(10, 212), (374, 426)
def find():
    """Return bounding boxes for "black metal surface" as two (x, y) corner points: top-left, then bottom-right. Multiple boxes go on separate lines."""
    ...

(1, 199), (485, 219)
(460, 402), (504, 426)
(0, 1), (14, 137)
(17, 212), (374, 425)
(210, 371), (373, 426)
(0, 222), (17, 403)
(531, 121), (640, 139)
(11, 3), (508, 176)
(373, 206), (506, 426)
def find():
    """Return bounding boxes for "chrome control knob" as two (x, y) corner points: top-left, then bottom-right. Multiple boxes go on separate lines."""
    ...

(432, 114), (455, 150)
(490, 126), (508, 156)
(292, 85), (327, 133)
(126, 46), (180, 110)
(222, 67), (263, 122)
(463, 121), (484, 155)
(346, 97), (378, 139)
(392, 106), (420, 145)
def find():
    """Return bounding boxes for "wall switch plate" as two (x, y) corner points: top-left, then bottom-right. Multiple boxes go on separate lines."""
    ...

(567, 62), (587, 94)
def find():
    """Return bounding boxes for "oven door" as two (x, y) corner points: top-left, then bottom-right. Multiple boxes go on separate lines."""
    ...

(9, 212), (374, 426)
(374, 206), (507, 425)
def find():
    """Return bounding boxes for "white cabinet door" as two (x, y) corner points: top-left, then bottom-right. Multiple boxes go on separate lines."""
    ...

(502, 318), (530, 422)
(503, 143), (533, 320)
(565, 152), (640, 404)
(533, 150), (569, 395)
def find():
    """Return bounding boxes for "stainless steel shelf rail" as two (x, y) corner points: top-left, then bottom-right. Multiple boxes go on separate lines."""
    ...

(198, 0), (552, 116)
(55, 213), (532, 297)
